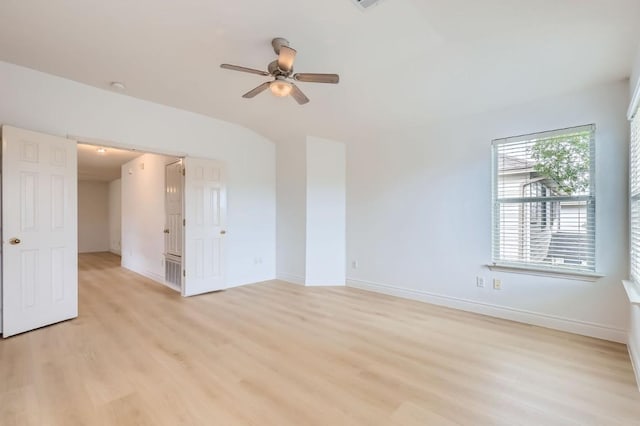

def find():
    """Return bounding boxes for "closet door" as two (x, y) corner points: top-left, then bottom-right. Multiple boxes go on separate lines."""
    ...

(2, 126), (78, 337)
(182, 157), (226, 296)
(164, 160), (183, 257)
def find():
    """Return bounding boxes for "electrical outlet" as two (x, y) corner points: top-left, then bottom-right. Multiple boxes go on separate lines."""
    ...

(352, 260), (358, 269)
(476, 276), (485, 288)
(493, 279), (502, 290)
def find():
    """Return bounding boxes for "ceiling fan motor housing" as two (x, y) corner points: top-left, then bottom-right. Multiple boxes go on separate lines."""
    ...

(271, 37), (290, 54)
(268, 60), (291, 77)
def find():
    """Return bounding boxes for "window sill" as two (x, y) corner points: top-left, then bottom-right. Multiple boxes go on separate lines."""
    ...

(622, 280), (640, 305)
(487, 263), (603, 282)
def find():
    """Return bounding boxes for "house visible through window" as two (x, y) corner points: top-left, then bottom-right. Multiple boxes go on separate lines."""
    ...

(492, 125), (595, 273)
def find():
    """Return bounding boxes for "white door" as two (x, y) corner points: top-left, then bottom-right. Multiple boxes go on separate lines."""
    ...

(182, 157), (226, 296)
(2, 126), (78, 337)
(164, 160), (183, 257)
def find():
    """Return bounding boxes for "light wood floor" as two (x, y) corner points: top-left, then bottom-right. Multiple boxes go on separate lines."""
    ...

(1, 252), (640, 425)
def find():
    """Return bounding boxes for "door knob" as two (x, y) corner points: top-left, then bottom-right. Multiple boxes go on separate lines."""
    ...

(220, 230), (227, 235)
(164, 229), (170, 234)
(9, 238), (21, 245)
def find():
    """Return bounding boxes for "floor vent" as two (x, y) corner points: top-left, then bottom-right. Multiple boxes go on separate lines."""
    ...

(165, 255), (182, 288)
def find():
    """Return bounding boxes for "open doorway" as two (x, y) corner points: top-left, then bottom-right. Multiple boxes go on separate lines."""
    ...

(1, 125), (227, 337)
(77, 143), (183, 292)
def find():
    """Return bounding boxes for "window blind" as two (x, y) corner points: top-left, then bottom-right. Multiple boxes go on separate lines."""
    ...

(492, 125), (596, 272)
(630, 109), (640, 282)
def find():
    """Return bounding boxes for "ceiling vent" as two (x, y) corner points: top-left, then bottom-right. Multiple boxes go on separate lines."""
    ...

(351, 0), (383, 11)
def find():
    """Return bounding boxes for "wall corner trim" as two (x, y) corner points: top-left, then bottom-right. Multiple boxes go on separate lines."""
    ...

(346, 278), (628, 343)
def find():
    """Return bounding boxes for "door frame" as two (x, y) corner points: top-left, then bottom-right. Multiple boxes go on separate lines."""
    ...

(73, 135), (189, 292)
(73, 135), (228, 296)
(164, 159), (185, 292)
(69, 135), (188, 160)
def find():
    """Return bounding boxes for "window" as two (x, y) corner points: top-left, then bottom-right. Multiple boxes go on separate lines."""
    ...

(492, 125), (596, 273)
(630, 108), (640, 282)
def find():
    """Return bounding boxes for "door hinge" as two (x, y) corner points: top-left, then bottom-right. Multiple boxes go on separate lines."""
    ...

(183, 219), (185, 226)
(182, 168), (185, 176)
(183, 269), (186, 277)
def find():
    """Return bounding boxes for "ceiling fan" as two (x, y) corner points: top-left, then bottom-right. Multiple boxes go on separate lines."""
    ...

(220, 38), (339, 105)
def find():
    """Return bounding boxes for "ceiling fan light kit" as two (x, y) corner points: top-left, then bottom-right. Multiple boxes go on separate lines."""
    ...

(270, 78), (292, 97)
(220, 37), (340, 105)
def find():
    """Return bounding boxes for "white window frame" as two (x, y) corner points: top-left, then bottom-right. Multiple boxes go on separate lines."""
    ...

(630, 107), (640, 286)
(489, 125), (600, 280)
(624, 103), (640, 303)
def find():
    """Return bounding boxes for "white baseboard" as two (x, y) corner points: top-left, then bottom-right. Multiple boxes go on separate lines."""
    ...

(305, 278), (345, 287)
(121, 263), (178, 292)
(629, 334), (640, 391)
(277, 272), (306, 286)
(277, 273), (345, 287)
(109, 249), (121, 256)
(346, 278), (627, 343)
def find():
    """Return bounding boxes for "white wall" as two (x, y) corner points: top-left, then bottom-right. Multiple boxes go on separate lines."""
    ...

(0, 61), (276, 288)
(121, 154), (171, 283)
(346, 80), (630, 342)
(276, 136), (346, 286)
(78, 180), (110, 253)
(305, 137), (346, 286)
(108, 179), (122, 255)
(276, 137), (307, 285)
(630, 42), (640, 101)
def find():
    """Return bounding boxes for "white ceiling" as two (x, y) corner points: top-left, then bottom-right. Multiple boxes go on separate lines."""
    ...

(77, 143), (141, 181)
(0, 0), (639, 143)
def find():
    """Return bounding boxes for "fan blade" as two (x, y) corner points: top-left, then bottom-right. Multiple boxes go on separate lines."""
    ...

(242, 82), (271, 99)
(293, 73), (339, 84)
(220, 64), (270, 77)
(290, 83), (309, 105)
(278, 46), (297, 72)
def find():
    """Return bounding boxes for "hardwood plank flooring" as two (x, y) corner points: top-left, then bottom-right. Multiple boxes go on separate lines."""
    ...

(1, 252), (639, 425)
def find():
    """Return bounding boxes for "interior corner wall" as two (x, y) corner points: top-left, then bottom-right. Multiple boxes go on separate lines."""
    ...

(276, 137), (307, 285)
(630, 42), (640, 100)
(0, 61), (276, 288)
(305, 136), (346, 286)
(121, 153), (173, 283)
(108, 178), (122, 255)
(78, 180), (110, 253)
(630, 304), (640, 389)
(346, 80), (630, 343)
